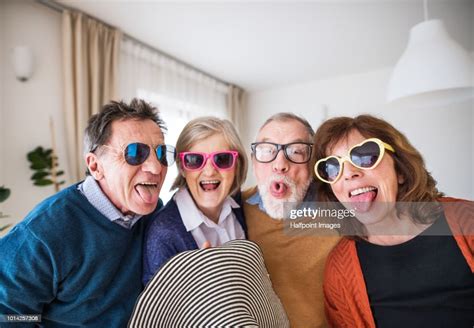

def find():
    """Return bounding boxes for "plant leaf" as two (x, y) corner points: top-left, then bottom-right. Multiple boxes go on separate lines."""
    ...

(31, 171), (49, 180)
(30, 163), (48, 170)
(0, 187), (11, 203)
(28, 153), (42, 163)
(34, 179), (53, 186)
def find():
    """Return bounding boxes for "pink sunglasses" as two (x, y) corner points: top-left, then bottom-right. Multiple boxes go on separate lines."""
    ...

(179, 151), (239, 171)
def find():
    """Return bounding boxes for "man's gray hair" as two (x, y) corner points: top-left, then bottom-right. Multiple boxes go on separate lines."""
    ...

(83, 98), (166, 175)
(84, 98), (166, 156)
(258, 112), (314, 142)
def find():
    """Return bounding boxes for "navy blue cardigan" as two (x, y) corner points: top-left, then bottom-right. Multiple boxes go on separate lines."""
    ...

(142, 193), (247, 285)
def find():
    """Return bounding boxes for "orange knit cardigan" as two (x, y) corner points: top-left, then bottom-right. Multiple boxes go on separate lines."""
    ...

(323, 197), (474, 328)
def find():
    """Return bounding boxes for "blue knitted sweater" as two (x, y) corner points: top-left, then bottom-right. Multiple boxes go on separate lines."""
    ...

(0, 184), (160, 327)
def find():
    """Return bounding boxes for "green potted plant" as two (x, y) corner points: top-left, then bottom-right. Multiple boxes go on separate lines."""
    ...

(0, 186), (12, 232)
(27, 146), (65, 192)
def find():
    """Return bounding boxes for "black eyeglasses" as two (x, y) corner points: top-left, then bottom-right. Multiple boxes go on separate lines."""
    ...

(251, 142), (313, 164)
(99, 142), (176, 167)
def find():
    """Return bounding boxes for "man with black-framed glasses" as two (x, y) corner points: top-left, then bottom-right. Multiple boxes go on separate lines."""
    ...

(243, 112), (340, 328)
(0, 98), (175, 327)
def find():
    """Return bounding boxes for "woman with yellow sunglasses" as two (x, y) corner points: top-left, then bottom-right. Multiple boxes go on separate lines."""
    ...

(313, 115), (473, 328)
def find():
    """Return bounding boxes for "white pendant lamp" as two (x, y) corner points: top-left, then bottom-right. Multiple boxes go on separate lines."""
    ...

(387, 0), (473, 108)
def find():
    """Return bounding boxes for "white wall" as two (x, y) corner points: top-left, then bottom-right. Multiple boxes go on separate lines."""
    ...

(244, 67), (474, 200)
(1, 0), (67, 231)
(1, 0), (6, 211)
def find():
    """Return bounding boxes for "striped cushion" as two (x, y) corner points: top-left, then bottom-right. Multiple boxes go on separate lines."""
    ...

(129, 240), (289, 327)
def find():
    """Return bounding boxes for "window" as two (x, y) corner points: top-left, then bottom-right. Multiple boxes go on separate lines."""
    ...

(137, 89), (229, 203)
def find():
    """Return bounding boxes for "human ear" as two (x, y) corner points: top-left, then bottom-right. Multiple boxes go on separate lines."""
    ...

(85, 153), (103, 180)
(398, 173), (405, 185)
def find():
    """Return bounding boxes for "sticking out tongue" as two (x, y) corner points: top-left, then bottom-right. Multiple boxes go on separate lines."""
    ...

(351, 190), (377, 213)
(270, 181), (288, 198)
(135, 184), (159, 204)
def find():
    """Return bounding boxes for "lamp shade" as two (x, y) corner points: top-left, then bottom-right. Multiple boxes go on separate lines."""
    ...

(387, 19), (473, 107)
(11, 46), (34, 82)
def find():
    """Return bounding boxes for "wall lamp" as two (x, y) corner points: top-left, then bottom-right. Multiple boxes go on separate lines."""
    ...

(11, 46), (34, 82)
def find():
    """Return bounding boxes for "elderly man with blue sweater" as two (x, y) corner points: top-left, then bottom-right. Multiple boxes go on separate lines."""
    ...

(0, 99), (175, 327)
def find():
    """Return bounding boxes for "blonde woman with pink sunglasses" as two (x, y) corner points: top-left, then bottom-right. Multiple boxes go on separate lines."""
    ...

(142, 116), (248, 286)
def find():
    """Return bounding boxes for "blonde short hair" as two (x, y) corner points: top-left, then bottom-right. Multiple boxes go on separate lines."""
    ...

(171, 117), (248, 196)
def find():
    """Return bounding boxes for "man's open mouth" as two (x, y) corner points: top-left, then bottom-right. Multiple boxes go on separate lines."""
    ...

(270, 181), (288, 198)
(135, 182), (159, 203)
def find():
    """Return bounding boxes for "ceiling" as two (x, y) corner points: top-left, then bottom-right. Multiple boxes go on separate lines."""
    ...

(57, 0), (473, 92)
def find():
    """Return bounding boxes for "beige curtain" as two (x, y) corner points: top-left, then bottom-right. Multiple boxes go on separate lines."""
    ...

(62, 10), (122, 182)
(228, 85), (246, 135)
